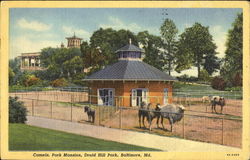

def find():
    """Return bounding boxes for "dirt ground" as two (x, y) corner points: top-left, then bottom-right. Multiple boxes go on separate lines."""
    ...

(9, 91), (242, 148)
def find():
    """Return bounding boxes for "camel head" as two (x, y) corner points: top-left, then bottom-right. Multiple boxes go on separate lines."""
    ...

(156, 103), (161, 108)
(84, 106), (89, 112)
(155, 103), (161, 110)
(179, 105), (185, 111)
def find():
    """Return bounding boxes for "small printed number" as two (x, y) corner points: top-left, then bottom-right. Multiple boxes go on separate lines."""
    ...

(226, 154), (239, 156)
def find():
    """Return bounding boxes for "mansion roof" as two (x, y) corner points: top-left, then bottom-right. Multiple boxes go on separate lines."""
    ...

(19, 52), (41, 57)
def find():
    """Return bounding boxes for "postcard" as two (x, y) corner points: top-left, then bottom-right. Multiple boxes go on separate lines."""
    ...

(1, 1), (249, 160)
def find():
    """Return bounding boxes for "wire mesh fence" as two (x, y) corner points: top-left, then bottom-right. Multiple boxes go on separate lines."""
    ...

(9, 90), (242, 148)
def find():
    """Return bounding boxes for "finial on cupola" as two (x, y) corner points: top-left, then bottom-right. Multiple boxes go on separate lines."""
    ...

(129, 38), (132, 44)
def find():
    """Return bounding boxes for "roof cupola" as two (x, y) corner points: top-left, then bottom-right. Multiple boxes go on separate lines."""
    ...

(115, 39), (144, 61)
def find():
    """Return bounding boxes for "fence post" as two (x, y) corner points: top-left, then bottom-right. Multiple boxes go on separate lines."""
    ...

(108, 105), (110, 118)
(51, 101), (53, 118)
(90, 95), (92, 105)
(119, 107), (122, 129)
(32, 99), (34, 116)
(99, 106), (101, 125)
(71, 103), (73, 122)
(79, 92), (80, 102)
(221, 118), (224, 145)
(183, 114), (185, 138)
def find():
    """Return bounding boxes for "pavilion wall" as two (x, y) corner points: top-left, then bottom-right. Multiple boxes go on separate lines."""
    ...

(88, 81), (173, 107)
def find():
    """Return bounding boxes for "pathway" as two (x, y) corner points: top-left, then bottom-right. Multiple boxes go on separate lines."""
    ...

(26, 116), (241, 152)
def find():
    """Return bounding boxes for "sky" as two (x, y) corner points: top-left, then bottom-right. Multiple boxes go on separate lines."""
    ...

(9, 8), (242, 76)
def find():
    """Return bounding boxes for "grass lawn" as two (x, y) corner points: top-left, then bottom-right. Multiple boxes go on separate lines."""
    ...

(9, 123), (160, 151)
(173, 82), (242, 99)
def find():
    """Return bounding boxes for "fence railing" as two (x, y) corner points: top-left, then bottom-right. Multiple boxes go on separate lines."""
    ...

(9, 91), (242, 148)
(173, 90), (242, 100)
(9, 86), (89, 93)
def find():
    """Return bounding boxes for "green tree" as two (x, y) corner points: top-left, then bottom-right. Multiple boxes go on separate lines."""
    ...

(221, 12), (243, 86)
(199, 69), (211, 82)
(203, 51), (220, 75)
(137, 31), (164, 70)
(40, 47), (83, 81)
(9, 58), (22, 85)
(9, 68), (15, 85)
(81, 41), (105, 72)
(160, 19), (178, 75)
(89, 28), (137, 66)
(175, 23), (219, 78)
(9, 58), (21, 74)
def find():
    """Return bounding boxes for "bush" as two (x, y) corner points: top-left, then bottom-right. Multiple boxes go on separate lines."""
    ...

(25, 75), (41, 87)
(177, 74), (189, 82)
(9, 97), (27, 123)
(50, 78), (68, 87)
(211, 76), (226, 90)
(177, 74), (198, 83)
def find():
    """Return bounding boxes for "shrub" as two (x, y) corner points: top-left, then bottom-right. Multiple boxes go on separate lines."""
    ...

(211, 76), (226, 90)
(9, 97), (27, 123)
(177, 74), (199, 83)
(50, 78), (68, 87)
(177, 74), (189, 82)
(25, 75), (41, 87)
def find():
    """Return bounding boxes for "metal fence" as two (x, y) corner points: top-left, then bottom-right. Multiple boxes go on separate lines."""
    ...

(173, 89), (242, 100)
(9, 86), (89, 93)
(9, 90), (242, 148)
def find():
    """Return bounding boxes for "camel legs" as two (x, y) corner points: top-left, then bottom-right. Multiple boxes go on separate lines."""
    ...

(139, 115), (142, 128)
(148, 117), (152, 131)
(156, 116), (160, 128)
(142, 116), (146, 128)
(169, 118), (174, 132)
(214, 105), (217, 113)
(211, 104), (214, 113)
(160, 116), (164, 129)
(211, 104), (217, 113)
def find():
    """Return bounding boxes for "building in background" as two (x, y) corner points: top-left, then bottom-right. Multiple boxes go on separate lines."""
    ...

(84, 40), (176, 107)
(20, 52), (43, 71)
(19, 34), (82, 71)
(66, 33), (82, 48)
